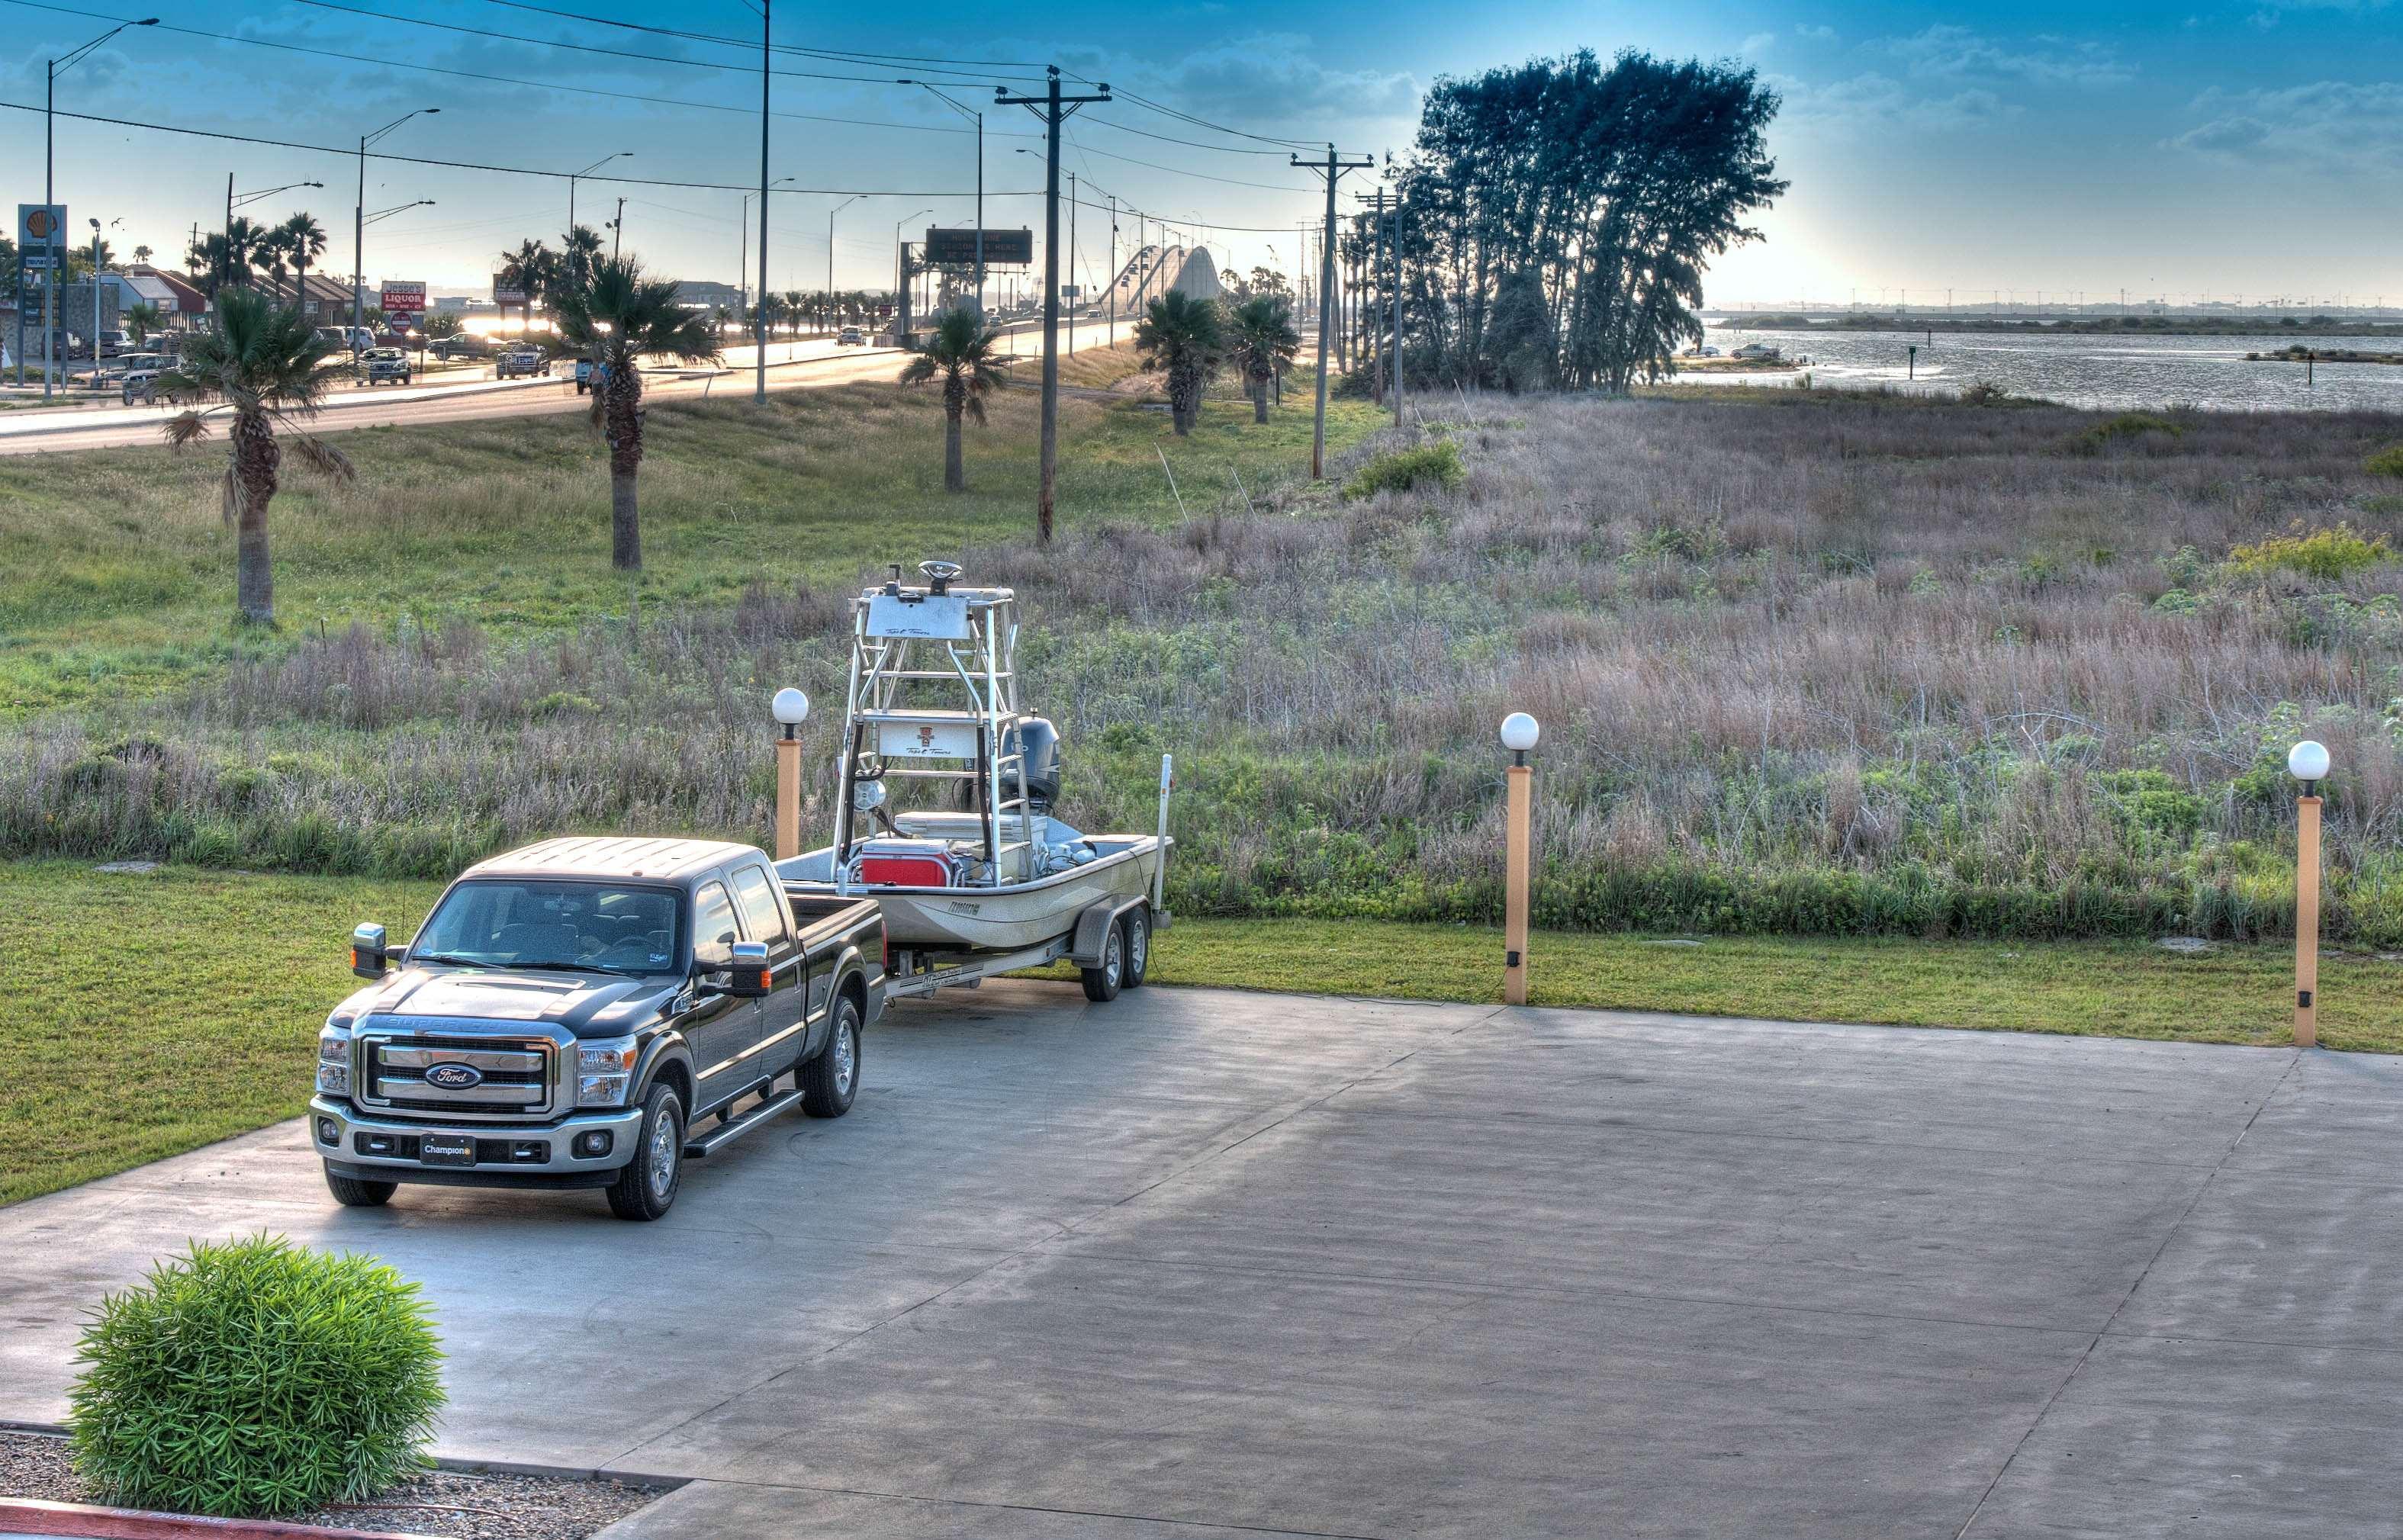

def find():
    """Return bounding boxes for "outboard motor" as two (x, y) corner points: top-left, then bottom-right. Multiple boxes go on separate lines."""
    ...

(1002, 718), (1061, 812)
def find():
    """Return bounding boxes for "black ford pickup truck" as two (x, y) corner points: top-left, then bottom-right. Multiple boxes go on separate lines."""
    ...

(310, 837), (885, 1220)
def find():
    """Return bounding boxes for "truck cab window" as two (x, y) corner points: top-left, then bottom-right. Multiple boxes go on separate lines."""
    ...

(730, 864), (796, 960)
(693, 881), (739, 966)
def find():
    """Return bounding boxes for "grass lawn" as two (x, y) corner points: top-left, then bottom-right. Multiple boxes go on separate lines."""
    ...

(7, 861), (2392, 1208)
(0, 365), (1381, 713)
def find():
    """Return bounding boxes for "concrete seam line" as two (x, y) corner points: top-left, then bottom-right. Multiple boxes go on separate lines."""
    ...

(1949, 1046), (2305, 1540)
(622, 1477), (1395, 1540)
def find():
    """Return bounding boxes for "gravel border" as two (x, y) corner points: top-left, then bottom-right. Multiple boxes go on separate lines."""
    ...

(0, 1431), (663, 1539)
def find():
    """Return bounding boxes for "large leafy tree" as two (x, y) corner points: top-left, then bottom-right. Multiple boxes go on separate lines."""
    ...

(1134, 291), (1226, 436)
(1227, 294), (1301, 423)
(1396, 49), (1784, 392)
(156, 290), (356, 625)
(550, 256), (722, 571)
(897, 306), (1011, 494)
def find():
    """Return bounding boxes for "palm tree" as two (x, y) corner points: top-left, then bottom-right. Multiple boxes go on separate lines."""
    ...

(755, 292), (787, 341)
(254, 227), (292, 291)
(1135, 291), (1227, 436)
(559, 224), (603, 293)
(1227, 294), (1301, 424)
(123, 302), (164, 346)
(550, 255), (723, 571)
(897, 306), (1011, 494)
(156, 289), (355, 625)
(131, 243), (153, 266)
(783, 291), (808, 339)
(279, 213), (327, 292)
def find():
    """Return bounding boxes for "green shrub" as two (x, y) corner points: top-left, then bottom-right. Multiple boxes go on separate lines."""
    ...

(69, 1235), (444, 1518)
(2364, 445), (2403, 479)
(2075, 413), (2183, 451)
(2228, 522), (2393, 581)
(1343, 439), (1465, 500)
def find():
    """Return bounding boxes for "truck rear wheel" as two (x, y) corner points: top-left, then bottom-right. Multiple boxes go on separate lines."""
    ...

(326, 1170), (397, 1207)
(606, 1084), (684, 1220)
(800, 994), (862, 1117)
(1081, 923), (1125, 1002)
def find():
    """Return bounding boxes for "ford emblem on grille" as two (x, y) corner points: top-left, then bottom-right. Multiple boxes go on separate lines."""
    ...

(425, 1063), (484, 1089)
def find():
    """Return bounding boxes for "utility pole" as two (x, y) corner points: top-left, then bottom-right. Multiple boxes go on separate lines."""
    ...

(1108, 193), (1118, 347)
(1360, 189), (1390, 405)
(754, 0), (770, 403)
(610, 196), (626, 259)
(1291, 144), (1373, 480)
(828, 195), (861, 334)
(996, 66), (1111, 544)
(352, 107), (438, 342)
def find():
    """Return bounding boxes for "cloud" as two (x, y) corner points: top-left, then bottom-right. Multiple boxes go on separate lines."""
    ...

(1741, 32), (1777, 56)
(2167, 81), (2403, 171)
(1776, 72), (2018, 133)
(1883, 24), (2134, 86)
(1054, 32), (1419, 128)
(1796, 23), (1838, 40)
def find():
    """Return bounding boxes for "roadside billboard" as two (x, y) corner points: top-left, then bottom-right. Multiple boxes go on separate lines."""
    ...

(922, 227), (1033, 266)
(380, 280), (426, 332)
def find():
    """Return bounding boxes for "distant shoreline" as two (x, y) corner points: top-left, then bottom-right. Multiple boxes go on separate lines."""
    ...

(1714, 313), (2403, 340)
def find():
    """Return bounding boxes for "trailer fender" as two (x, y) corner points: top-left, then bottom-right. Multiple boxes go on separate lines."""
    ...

(1069, 896), (1149, 969)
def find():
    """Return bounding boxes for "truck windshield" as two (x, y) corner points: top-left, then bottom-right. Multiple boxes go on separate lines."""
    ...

(411, 880), (683, 976)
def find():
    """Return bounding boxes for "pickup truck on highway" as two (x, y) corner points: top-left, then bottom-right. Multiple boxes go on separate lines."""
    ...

(360, 347), (412, 386)
(310, 836), (885, 1220)
(495, 346), (549, 379)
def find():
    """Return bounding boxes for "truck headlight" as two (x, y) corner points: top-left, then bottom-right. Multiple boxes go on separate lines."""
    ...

(575, 1037), (638, 1108)
(316, 1021), (352, 1098)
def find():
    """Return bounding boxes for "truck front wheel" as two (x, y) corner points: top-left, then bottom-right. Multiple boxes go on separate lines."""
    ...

(606, 1084), (684, 1220)
(326, 1170), (397, 1207)
(800, 994), (862, 1117)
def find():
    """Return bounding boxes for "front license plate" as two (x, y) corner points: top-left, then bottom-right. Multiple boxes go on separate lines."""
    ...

(420, 1133), (475, 1167)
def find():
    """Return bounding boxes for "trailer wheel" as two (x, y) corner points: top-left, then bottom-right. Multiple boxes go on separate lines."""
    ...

(1081, 923), (1125, 1002)
(1121, 907), (1151, 988)
(325, 1170), (397, 1207)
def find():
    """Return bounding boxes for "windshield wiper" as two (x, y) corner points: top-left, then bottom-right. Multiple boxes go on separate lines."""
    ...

(500, 960), (636, 977)
(409, 952), (486, 968)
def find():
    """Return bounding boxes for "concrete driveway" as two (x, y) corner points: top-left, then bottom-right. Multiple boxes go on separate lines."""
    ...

(2, 982), (2396, 1538)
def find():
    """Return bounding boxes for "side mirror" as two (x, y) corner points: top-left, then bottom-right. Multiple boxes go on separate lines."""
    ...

(350, 922), (388, 979)
(725, 940), (774, 998)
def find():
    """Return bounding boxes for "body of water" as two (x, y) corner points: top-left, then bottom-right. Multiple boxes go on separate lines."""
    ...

(1685, 324), (2403, 413)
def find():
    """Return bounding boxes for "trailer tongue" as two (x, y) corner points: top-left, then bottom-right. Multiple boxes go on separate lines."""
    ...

(777, 561), (1172, 1004)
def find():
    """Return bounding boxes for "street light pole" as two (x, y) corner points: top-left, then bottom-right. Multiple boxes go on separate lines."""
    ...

(567, 151), (632, 272)
(754, 0), (770, 403)
(352, 107), (439, 340)
(739, 176), (793, 324)
(828, 195), (862, 336)
(900, 82), (986, 313)
(37, 18), (156, 396)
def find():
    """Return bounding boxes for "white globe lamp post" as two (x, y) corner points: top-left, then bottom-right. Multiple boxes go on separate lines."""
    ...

(1499, 712), (1539, 1005)
(772, 688), (810, 861)
(2289, 741), (2329, 1047)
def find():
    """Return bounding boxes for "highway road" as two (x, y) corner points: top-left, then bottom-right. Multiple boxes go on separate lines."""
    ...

(0, 317), (1140, 456)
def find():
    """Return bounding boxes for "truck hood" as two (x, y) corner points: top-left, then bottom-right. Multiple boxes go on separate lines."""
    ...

(348, 966), (677, 1038)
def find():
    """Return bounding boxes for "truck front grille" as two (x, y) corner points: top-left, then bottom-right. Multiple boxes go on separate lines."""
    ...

(359, 1031), (556, 1119)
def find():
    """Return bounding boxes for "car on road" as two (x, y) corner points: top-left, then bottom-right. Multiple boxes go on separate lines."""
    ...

(312, 837), (885, 1220)
(116, 352), (171, 404)
(837, 326), (865, 346)
(315, 326), (371, 355)
(495, 345), (550, 379)
(429, 334), (489, 362)
(360, 346), (412, 386)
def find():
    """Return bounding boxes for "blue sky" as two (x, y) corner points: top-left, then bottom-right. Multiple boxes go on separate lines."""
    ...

(5, 0), (2399, 304)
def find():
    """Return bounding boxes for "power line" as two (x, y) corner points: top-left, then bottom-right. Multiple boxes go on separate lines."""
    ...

(482, 0), (1046, 76)
(0, 0), (1039, 140)
(0, 99), (1019, 198)
(1063, 130), (1308, 192)
(291, 0), (1023, 87)
(1073, 79), (1324, 152)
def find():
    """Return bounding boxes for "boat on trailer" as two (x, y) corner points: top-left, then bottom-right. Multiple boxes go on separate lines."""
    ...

(775, 561), (1172, 1003)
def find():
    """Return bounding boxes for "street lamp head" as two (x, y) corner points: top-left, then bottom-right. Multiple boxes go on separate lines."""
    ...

(772, 687), (811, 726)
(136, 16), (159, 23)
(1500, 712), (1540, 755)
(2289, 740), (2331, 786)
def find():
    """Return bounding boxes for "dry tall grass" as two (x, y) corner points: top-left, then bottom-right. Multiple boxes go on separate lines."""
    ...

(12, 390), (2402, 940)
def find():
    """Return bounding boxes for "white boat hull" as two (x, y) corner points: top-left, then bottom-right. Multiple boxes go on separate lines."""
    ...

(779, 837), (1163, 952)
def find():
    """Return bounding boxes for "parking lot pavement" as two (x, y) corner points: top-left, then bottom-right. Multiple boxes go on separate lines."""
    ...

(4, 982), (2395, 1537)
